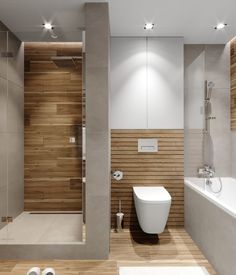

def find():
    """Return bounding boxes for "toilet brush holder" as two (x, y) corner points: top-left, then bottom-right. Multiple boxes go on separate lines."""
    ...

(116, 212), (124, 232)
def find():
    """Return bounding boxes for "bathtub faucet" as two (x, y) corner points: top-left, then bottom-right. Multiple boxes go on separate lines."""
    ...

(198, 165), (215, 181)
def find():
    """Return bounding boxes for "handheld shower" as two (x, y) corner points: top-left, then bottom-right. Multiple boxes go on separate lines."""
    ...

(205, 81), (215, 100)
(204, 80), (216, 133)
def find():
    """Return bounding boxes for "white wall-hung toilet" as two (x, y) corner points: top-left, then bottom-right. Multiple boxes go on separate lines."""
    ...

(133, 186), (171, 234)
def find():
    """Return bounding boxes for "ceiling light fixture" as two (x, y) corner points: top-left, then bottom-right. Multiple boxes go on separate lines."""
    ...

(144, 23), (154, 30)
(214, 23), (227, 30)
(43, 23), (53, 30)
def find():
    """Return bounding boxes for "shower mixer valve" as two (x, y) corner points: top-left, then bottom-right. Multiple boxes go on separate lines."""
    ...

(198, 165), (215, 179)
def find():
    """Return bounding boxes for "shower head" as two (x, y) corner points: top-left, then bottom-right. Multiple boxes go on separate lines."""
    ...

(1, 52), (13, 58)
(205, 81), (215, 100)
(51, 56), (82, 68)
(207, 81), (215, 89)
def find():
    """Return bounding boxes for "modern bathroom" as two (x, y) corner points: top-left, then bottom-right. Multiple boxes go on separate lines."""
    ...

(0, 1), (236, 275)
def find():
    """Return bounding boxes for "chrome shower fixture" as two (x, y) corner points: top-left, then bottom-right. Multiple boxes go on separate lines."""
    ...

(205, 81), (215, 100)
(207, 81), (215, 88)
(204, 80), (216, 133)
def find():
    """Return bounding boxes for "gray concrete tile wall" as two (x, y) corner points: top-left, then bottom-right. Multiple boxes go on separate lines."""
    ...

(184, 44), (231, 177)
(84, 3), (110, 259)
(185, 185), (236, 275)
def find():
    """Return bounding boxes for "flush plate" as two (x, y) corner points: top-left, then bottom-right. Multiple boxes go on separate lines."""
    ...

(138, 138), (158, 152)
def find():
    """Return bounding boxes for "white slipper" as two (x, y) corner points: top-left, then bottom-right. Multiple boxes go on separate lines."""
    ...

(42, 267), (56, 275)
(26, 267), (40, 275)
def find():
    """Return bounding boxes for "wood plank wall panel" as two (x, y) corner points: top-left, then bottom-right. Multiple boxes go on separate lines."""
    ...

(111, 129), (184, 229)
(24, 43), (83, 211)
(231, 38), (236, 129)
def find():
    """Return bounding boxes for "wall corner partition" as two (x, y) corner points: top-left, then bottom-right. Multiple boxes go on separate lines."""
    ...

(85, 2), (111, 259)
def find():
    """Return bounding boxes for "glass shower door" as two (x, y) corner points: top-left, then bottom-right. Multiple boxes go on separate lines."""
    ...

(0, 30), (8, 241)
(1, 35), (85, 244)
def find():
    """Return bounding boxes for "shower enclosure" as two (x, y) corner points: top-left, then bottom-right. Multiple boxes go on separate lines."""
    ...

(0, 30), (24, 240)
(0, 30), (86, 244)
(0, 3), (110, 259)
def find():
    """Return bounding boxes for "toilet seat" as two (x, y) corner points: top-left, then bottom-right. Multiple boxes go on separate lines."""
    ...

(133, 186), (171, 204)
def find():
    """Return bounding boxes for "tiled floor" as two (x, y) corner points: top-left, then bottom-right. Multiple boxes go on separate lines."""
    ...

(0, 228), (217, 275)
(0, 212), (83, 244)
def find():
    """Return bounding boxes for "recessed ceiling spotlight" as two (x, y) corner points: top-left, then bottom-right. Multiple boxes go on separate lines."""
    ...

(214, 23), (227, 30)
(43, 23), (53, 30)
(144, 23), (154, 30)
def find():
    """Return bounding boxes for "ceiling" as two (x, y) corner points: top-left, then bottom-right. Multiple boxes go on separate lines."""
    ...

(0, 0), (235, 43)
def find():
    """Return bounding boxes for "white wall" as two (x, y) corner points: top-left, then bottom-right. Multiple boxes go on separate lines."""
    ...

(110, 38), (147, 128)
(110, 37), (184, 129)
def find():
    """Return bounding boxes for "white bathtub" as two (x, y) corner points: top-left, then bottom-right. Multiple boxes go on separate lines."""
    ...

(184, 177), (236, 275)
(185, 177), (236, 218)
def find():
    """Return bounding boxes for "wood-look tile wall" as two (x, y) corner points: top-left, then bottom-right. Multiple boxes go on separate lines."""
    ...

(111, 129), (184, 229)
(231, 38), (236, 129)
(24, 43), (83, 211)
